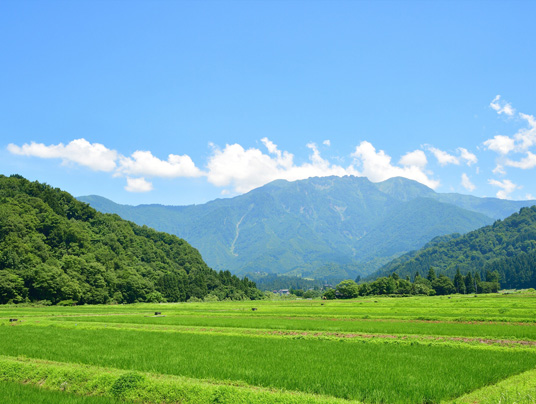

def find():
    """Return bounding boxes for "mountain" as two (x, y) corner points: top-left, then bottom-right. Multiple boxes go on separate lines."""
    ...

(78, 176), (536, 280)
(0, 174), (261, 305)
(371, 206), (536, 289)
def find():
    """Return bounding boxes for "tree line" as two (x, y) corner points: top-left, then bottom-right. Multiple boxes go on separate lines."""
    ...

(325, 267), (500, 299)
(374, 206), (536, 289)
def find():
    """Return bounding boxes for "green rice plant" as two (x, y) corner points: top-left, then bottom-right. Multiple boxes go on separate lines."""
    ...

(0, 355), (359, 404)
(0, 380), (125, 404)
(2, 293), (536, 323)
(1, 325), (536, 403)
(448, 368), (536, 404)
(52, 313), (536, 341)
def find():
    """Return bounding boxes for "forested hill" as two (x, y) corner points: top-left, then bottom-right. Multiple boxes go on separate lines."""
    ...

(78, 176), (534, 280)
(0, 175), (262, 305)
(373, 206), (536, 289)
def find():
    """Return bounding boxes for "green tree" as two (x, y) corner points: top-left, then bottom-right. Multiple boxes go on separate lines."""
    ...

(0, 271), (28, 304)
(465, 272), (475, 294)
(323, 289), (336, 300)
(453, 267), (464, 294)
(427, 267), (437, 282)
(432, 275), (455, 295)
(335, 280), (359, 299)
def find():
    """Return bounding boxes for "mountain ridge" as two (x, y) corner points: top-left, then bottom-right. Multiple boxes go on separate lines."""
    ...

(369, 205), (536, 289)
(78, 176), (536, 280)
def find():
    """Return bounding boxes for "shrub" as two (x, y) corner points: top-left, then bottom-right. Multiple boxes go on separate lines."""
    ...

(110, 372), (145, 397)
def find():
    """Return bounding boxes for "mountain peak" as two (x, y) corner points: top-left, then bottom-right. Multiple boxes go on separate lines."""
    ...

(374, 177), (436, 202)
(78, 175), (536, 280)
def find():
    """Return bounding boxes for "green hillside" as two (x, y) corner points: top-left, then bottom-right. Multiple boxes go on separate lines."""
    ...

(79, 176), (535, 279)
(373, 206), (536, 289)
(0, 175), (261, 305)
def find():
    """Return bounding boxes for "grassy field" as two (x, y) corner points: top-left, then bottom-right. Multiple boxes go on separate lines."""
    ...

(0, 380), (126, 404)
(1, 293), (535, 403)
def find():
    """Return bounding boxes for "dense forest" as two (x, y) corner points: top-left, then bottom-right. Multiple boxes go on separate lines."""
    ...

(0, 175), (262, 305)
(373, 206), (536, 289)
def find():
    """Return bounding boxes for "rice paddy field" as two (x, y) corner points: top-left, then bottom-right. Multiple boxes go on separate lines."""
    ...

(1, 293), (536, 403)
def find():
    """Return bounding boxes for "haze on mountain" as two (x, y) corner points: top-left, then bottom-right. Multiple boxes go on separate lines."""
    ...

(79, 176), (535, 282)
(371, 205), (536, 289)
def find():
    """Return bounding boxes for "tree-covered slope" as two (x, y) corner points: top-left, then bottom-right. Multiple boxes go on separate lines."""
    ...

(0, 175), (261, 305)
(352, 197), (494, 266)
(373, 206), (536, 289)
(77, 176), (533, 279)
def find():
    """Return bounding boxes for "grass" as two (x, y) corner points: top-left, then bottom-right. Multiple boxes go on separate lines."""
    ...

(0, 380), (125, 404)
(447, 367), (536, 404)
(1, 325), (535, 403)
(0, 293), (535, 403)
(52, 313), (536, 340)
(2, 293), (536, 322)
(0, 355), (358, 404)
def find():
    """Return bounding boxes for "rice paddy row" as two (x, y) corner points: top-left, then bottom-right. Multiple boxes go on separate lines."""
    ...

(1, 293), (535, 403)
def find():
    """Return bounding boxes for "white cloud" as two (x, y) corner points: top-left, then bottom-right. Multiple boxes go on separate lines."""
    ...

(7, 138), (204, 192)
(6, 137), (445, 195)
(513, 113), (536, 152)
(7, 139), (118, 172)
(118, 150), (203, 178)
(323, 140), (331, 146)
(399, 150), (427, 169)
(484, 99), (536, 159)
(526, 193), (535, 200)
(426, 146), (459, 166)
(352, 141), (439, 189)
(505, 151), (536, 169)
(488, 178), (519, 199)
(490, 95), (515, 116)
(483, 135), (516, 155)
(461, 173), (475, 191)
(205, 140), (357, 193)
(492, 164), (506, 175)
(457, 148), (478, 166)
(425, 146), (478, 166)
(124, 177), (153, 192)
(260, 137), (282, 156)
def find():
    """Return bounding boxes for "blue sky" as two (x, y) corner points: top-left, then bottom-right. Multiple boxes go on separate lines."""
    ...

(1, 0), (535, 205)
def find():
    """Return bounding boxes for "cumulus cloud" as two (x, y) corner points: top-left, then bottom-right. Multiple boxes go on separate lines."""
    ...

(483, 135), (516, 155)
(118, 151), (203, 178)
(6, 137), (450, 194)
(461, 173), (475, 191)
(426, 146), (459, 166)
(352, 141), (439, 189)
(206, 139), (357, 193)
(490, 95), (515, 116)
(505, 151), (536, 169)
(513, 113), (536, 152)
(484, 97), (536, 162)
(424, 145), (478, 167)
(323, 140), (331, 146)
(7, 139), (118, 172)
(399, 150), (427, 169)
(124, 177), (153, 192)
(457, 148), (478, 165)
(488, 178), (519, 199)
(6, 138), (204, 193)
